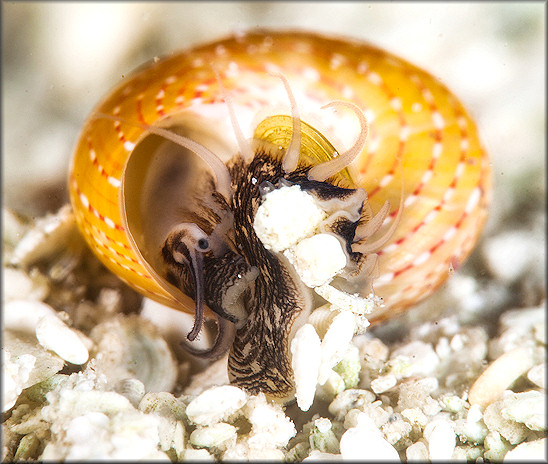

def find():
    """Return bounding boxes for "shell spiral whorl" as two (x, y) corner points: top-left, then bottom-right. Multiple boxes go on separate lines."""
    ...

(69, 30), (491, 400)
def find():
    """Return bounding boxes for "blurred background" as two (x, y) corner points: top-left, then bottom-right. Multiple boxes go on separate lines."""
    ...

(2, 2), (545, 231)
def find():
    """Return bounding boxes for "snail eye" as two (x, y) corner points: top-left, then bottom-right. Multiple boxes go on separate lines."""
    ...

(197, 238), (210, 251)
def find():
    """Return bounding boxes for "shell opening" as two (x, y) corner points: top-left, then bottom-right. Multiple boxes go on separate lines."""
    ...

(307, 101), (368, 182)
(93, 112), (233, 201)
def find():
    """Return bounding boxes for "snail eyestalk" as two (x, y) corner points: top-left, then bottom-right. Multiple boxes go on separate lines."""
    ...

(179, 313), (237, 360)
(307, 101), (368, 182)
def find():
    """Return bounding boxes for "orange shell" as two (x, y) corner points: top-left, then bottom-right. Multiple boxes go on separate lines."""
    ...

(69, 30), (491, 323)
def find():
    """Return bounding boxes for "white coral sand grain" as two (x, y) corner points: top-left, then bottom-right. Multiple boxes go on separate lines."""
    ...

(185, 386), (247, 426)
(36, 314), (89, 365)
(253, 185), (326, 252)
(291, 324), (322, 411)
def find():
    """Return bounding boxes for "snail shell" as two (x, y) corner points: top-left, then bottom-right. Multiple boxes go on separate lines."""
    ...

(69, 31), (491, 401)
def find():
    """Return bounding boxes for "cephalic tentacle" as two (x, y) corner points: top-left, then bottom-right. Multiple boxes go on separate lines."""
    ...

(356, 252), (380, 294)
(212, 67), (255, 164)
(270, 73), (302, 174)
(354, 199), (391, 242)
(180, 314), (237, 360)
(352, 166), (405, 255)
(162, 223), (212, 341)
(185, 248), (205, 341)
(93, 112), (234, 201)
(308, 101), (368, 182)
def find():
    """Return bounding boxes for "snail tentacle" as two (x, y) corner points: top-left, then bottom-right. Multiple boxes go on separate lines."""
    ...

(206, 209), (235, 258)
(180, 314), (237, 360)
(213, 68), (255, 164)
(307, 101), (368, 182)
(354, 203), (403, 254)
(271, 73), (302, 174)
(354, 199), (391, 242)
(302, 183), (367, 223)
(185, 249), (205, 341)
(130, 125), (234, 202)
(162, 223), (212, 341)
(94, 112), (234, 201)
(163, 219), (258, 343)
(353, 169), (405, 254)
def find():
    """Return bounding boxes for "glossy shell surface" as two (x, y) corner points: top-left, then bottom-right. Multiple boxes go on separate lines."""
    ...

(69, 30), (491, 324)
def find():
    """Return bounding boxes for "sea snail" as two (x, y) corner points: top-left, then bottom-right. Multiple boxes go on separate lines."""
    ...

(69, 31), (491, 401)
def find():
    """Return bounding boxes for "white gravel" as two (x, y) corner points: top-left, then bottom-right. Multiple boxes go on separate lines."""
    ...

(2, 4), (545, 462)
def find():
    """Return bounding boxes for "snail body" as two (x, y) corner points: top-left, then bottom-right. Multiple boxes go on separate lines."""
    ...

(69, 31), (490, 401)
